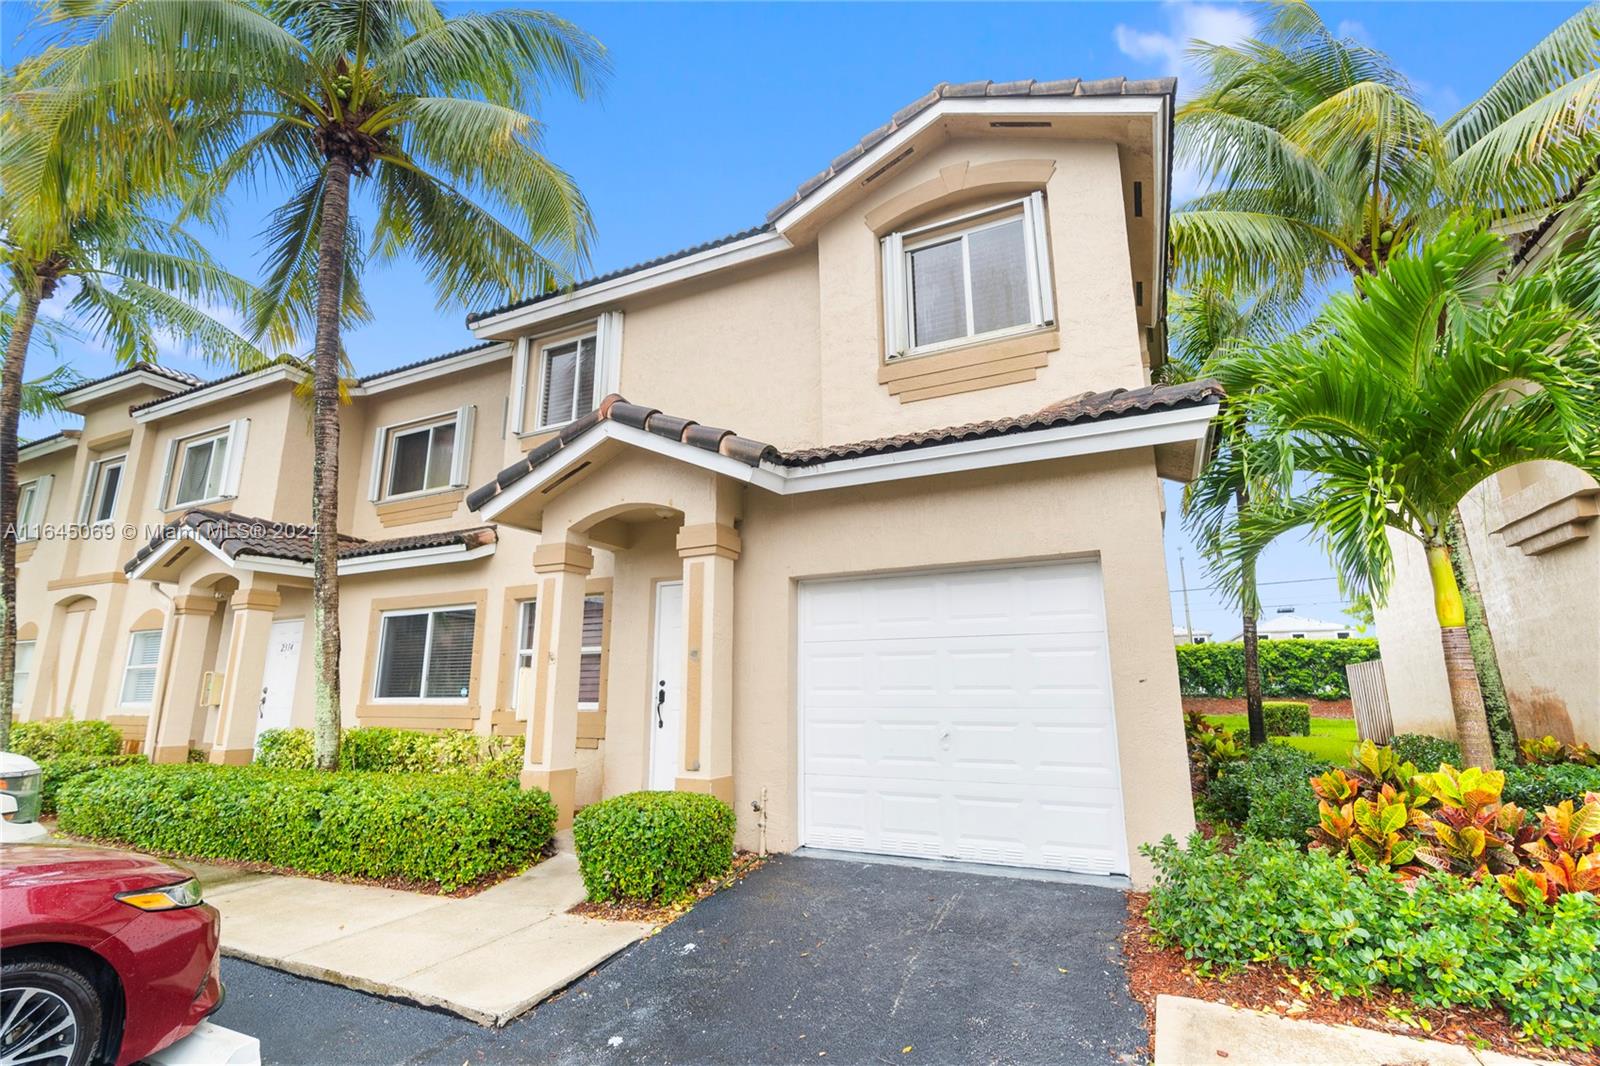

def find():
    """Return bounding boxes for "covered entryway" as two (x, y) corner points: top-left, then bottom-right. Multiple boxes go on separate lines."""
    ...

(799, 561), (1129, 876)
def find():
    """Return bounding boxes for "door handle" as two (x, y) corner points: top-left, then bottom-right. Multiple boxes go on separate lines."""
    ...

(655, 681), (666, 728)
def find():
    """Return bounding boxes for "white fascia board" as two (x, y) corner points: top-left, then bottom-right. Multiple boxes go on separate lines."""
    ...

(338, 541), (497, 575)
(61, 370), (193, 409)
(132, 365), (304, 423)
(467, 231), (793, 338)
(126, 526), (497, 581)
(353, 345), (513, 396)
(771, 95), (1167, 235)
(19, 435), (78, 462)
(478, 401), (1218, 520)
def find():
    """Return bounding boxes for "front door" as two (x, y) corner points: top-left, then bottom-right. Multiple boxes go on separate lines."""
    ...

(649, 582), (684, 790)
(256, 618), (304, 749)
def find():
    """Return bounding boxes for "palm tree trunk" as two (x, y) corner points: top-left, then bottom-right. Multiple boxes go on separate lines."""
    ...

(0, 289), (39, 753)
(1424, 540), (1495, 768)
(1238, 489), (1266, 746)
(311, 157), (352, 772)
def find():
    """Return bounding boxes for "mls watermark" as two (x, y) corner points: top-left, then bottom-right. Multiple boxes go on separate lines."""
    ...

(5, 521), (298, 543)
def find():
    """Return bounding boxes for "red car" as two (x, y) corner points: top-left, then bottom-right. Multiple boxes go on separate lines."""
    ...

(0, 845), (224, 1066)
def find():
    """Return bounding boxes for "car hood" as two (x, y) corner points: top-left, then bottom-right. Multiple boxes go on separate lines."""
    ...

(1, 844), (196, 893)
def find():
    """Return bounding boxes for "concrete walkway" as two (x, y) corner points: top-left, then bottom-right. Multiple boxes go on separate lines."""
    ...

(1154, 995), (1562, 1066)
(193, 835), (652, 1026)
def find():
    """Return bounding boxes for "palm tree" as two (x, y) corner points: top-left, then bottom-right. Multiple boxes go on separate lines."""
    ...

(1173, 0), (1600, 298)
(61, 1), (606, 769)
(1219, 219), (1600, 768)
(1, 62), (275, 752)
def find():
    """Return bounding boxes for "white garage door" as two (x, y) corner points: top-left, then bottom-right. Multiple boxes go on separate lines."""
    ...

(799, 562), (1129, 876)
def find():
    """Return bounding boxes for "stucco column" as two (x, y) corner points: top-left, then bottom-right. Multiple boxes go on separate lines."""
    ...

(674, 523), (739, 804)
(209, 582), (282, 765)
(521, 539), (594, 827)
(147, 594), (222, 763)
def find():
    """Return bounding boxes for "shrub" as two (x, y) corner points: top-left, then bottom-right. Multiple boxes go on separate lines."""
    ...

(1388, 733), (1462, 771)
(57, 764), (555, 891)
(572, 791), (736, 904)
(1519, 735), (1600, 767)
(1262, 701), (1310, 737)
(38, 754), (147, 815)
(9, 718), (124, 760)
(254, 727), (522, 782)
(1143, 834), (1600, 1049)
(1209, 744), (1327, 841)
(1176, 638), (1378, 699)
(1184, 711), (1245, 786)
(1503, 763), (1600, 810)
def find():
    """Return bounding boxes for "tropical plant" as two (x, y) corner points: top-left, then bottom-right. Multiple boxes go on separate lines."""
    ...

(1499, 793), (1600, 906)
(58, 0), (607, 768)
(1412, 763), (1525, 876)
(1216, 220), (1600, 769)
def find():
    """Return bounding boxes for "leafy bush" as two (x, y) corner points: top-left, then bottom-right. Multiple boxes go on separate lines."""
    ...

(1388, 733), (1462, 771)
(38, 754), (147, 815)
(572, 791), (736, 904)
(1262, 701), (1310, 737)
(1176, 639), (1378, 699)
(1209, 744), (1327, 841)
(57, 764), (555, 891)
(1183, 711), (1244, 784)
(9, 718), (124, 760)
(1519, 735), (1600, 767)
(1143, 834), (1600, 1049)
(254, 727), (522, 782)
(1503, 763), (1600, 810)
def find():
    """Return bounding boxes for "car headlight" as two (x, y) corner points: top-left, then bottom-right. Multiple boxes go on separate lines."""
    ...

(116, 877), (204, 911)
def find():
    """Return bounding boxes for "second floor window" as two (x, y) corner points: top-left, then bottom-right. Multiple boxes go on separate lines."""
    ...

(16, 478), (49, 540)
(173, 431), (230, 506)
(882, 191), (1054, 359)
(374, 605), (476, 701)
(385, 418), (455, 497)
(540, 334), (598, 429)
(83, 456), (126, 525)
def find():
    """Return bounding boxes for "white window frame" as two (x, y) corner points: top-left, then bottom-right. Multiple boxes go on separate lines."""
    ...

(85, 455), (127, 526)
(380, 414), (456, 501)
(515, 311), (623, 435)
(578, 593), (604, 711)
(16, 478), (48, 541)
(511, 598), (537, 711)
(366, 406), (475, 503)
(13, 640), (35, 710)
(371, 604), (477, 704)
(163, 420), (249, 510)
(119, 628), (163, 708)
(882, 191), (1055, 361)
(532, 331), (598, 432)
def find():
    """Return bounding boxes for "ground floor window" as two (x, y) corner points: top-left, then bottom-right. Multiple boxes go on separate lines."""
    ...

(13, 641), (34, 709)
(511, 600), (537, 709)
(375, 606), (476, 701)
(119, 629), (163, 707)
(579, 594), (605, 707)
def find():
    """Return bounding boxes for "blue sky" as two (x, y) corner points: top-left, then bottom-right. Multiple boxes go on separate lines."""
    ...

(4, 0), (1583, 640)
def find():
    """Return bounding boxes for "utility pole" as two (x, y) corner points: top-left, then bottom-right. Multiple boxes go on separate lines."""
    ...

(1178, 548), (1195, 644)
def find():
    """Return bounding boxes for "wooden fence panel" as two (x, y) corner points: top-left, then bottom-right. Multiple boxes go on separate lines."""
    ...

(1346, 659), (1394, 745)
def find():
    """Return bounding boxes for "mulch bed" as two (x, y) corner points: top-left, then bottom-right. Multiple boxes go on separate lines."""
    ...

(1122, 893), (1597, 1066)
(568, 850), (768, 926)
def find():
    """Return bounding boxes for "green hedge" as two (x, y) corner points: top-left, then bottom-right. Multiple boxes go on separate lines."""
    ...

(1502, 763), (1600, 811)
(1388, 733), (1463, 771)
(1208, 744), (1328, 842)
(572, 791), (736, 904)
(255, 727), (522, 782)
(1262, 701), (1310, 737)
(39, 754), (148, 815)
(1176, 639), (1379, 699)
(1144, 835), (1600, 1049)
(57, 764), (555, 891)
(10, 719), (123, 760)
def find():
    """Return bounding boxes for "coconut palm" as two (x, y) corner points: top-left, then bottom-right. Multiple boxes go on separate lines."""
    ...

(59, 0), (606, 769)
(1218, 219), (1600, 768)
(1173, 0), (1600, 298)
(1, 62), (275, 752)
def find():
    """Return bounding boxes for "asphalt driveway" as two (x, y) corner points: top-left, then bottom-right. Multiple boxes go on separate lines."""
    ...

(213, 853), (1147, 1065)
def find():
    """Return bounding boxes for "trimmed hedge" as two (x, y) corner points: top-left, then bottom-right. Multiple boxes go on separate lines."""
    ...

(1262, 701), (1310, 737)
(1502, 763), (1600, 811)
(1144, 835), (1600, 1049)
(56, 764), (556, 891)
(39, 754), (148, 815)
(10, 719), (123, 760)
(1176, 639), (1379, 699)
(1388, 733), (1463, 771)
(573, 791), (736, 904)
(1208, 744), (1328, 842)
(255, 727), (523, 782)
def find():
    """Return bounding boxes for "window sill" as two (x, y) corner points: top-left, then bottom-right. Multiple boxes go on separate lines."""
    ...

(878, 327), (1059, 404)
(163, 495), (236, 515)
(373, 487), (465, 528)
(891, 322), (1052, 364)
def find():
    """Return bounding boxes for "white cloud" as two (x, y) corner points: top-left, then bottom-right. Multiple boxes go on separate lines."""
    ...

(1335, 19), (1369, 42)
(1113, 2), (1256, 93)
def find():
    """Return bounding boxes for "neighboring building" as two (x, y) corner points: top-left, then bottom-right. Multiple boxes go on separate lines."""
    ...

(1375, 203), (1600, 746)
(1229, 613), (1355, 642)
(16, 77), (1215, 886)
(1173, 626), (1212, 645)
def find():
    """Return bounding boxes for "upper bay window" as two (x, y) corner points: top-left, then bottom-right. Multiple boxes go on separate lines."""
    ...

(882, 192), (1055, 360)
(366, 406), (476, 502)
(513, 312), (623, 435)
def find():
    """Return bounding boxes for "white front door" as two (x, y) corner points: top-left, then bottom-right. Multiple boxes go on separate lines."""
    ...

(649, 582), (684, 790)
(798, 562), (1129, 876)
(256, 619), (304, 748)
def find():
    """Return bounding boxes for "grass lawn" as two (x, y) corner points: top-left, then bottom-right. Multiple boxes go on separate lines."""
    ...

(1205, 713), (1361, 764)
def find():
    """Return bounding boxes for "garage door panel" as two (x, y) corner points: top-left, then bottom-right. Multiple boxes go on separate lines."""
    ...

(800, 563), (1128, 877)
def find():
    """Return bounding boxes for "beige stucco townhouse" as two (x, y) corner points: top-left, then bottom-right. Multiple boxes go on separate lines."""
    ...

(15, 77), (1218, 886)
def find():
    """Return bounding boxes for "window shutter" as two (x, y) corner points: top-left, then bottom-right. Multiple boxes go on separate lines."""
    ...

(28, 474), (53, 526)
(221, 419), (250, 497)
(450, 405), (476, 487)
(155, 439), (178, 512)
(595, 311), (624, 398)
(510, 337), (530, 436)
(1026, 191), (1055, 325)
(367, 425), (388, 501)
(77, 459), (100, 524)
(881, 232), (906, 358)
